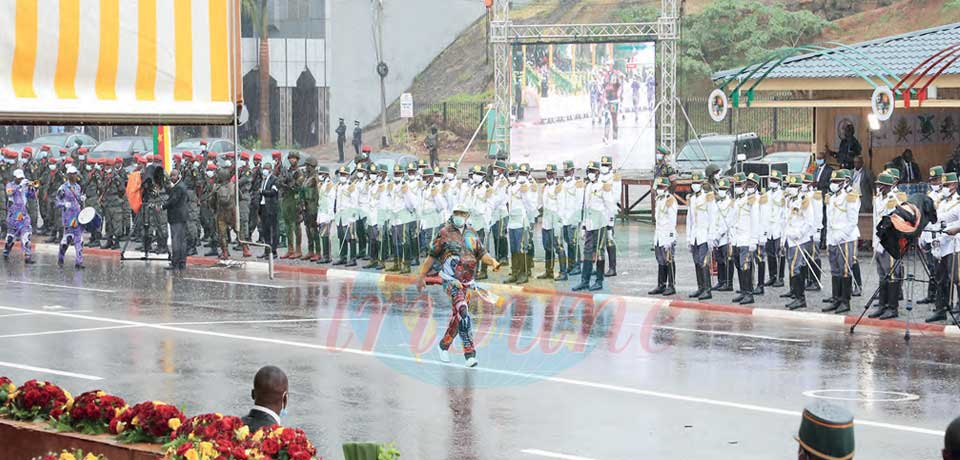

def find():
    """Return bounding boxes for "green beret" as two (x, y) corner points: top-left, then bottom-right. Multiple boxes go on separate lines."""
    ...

(930, 166), (945, 178)
(876, 173), (894, 186)
(945, 172), (958, 184)
(796, 402), (854, 460)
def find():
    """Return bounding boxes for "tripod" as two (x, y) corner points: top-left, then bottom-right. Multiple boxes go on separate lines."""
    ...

(120, 207), (169, 262)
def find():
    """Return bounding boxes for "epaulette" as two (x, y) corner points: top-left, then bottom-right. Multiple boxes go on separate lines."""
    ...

(813, 191), (822, 201)
(748, 195), (757, 205)
(575, 180), (584, 188)
(666, 196), (676, 207)
(602, 183), (612, 192)
(705, 192), (715, 202)
(896, 192), (907, 202)
(801, 197), (810, 209)
(885, 199), (897, 210)
(759, 194), (768, 205)
(846, 193), (860, 203)
(613, 173), (622, 181)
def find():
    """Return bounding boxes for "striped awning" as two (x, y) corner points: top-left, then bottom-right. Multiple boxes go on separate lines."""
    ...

(0, 0), (239, 124)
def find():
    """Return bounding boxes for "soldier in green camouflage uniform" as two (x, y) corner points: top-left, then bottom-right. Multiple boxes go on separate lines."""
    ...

(82, 160), (104, 247)
(237, 152), (253, 257)
(101, 158), (126, 249)
(43, 159), (66, 243)
(181, 152), (202, 255)
(301, 157), (320, 261)
(279, 151), (303, 259)
(24, 153), (43, 236)
(200, 163), (219, 256)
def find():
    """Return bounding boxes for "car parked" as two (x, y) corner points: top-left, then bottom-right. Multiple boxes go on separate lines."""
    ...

(672, 133), (766, 199)
(6, 132), (99, 160)
(89, 136), (153, 167)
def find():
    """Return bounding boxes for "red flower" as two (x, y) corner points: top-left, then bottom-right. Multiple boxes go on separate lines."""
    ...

(261, 437), (280, 456)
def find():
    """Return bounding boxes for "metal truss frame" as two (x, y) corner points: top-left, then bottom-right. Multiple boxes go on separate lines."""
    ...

(490, 0), (679, 160)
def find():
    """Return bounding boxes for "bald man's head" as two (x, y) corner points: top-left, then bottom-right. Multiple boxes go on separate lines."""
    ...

(945, 416), (960, 460)
(251, 365), (288, 415)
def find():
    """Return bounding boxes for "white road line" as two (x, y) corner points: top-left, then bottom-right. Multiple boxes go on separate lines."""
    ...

(641, 325), (812, 343)
(0, 310), (92, 319)
(5, 281), (116, 293)
(521, 449), (597, 460)
(157, 318), (370, 326)
(181, 278), (291, 289)
(0, 325), (140, 339)
(0, 305), (943, 437)
(0, 361), (103, 381)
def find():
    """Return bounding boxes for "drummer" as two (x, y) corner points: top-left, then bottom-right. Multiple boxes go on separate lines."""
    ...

(56, 165), (85, 269)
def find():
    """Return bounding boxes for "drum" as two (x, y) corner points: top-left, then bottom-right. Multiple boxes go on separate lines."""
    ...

(77, 207), (102, 233)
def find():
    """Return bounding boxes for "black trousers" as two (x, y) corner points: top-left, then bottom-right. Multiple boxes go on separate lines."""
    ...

(260, 210), (279, 254)
(169, 222), (187, 268)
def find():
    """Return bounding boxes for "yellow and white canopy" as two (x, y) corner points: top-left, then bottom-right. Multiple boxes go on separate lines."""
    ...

(0, 0), (238, 124)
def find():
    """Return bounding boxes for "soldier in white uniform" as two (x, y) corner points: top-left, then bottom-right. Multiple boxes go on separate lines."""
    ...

(505, 164), (528, 284)
(573, 161), (615, 291)
(519, 164), (539, 279)
(599, 155), (621, 276)
(378, 164), (399, 272)
(941, 173), (960, 318)
(920, 166), (945, 309)
(404, 163), (424, 267)
(388, 165), (409, 272)
(803, 173), (824, 292)
(442, 162), (463, 222)
(867, 173), (906, 320)
(539, 164), (563, 280)
(745, 173), (768, 297)
(731, 172), (761, 305)
(354, 164), (370, 260)
(490, 161), (510, 265)
(711, 178), (735, 292)
(465, 165), (492, 279)
(315, 166), (335, 264)
(782, 175), (816, 310)
(823, 170), (860, 314)
(685, 171), (715, 300)
(420, 167), (447, 265)
(647, 177), (678, 296)
(360, 164), (384, 269)
(560, 161), (583, 277)
(332, 166), (358, 266)
(762, 170), (786, 288)
(927, 170), (960, 322)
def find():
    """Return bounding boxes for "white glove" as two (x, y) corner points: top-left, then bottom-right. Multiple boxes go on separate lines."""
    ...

(63, 202), (71, 210)
(80, 194), (87, 202)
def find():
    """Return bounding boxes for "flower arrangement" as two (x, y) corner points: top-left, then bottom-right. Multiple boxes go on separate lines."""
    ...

(0, 376), (15, 406)
(110, 401), (186, 444)
(31, 449), (105, 460)
(53, 390), (127, 435)
(252, 425), (319, 460)
(6, 379), (73, 421)
(162, 413), (258, 460)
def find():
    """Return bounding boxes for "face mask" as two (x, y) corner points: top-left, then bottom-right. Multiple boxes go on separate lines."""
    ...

(786, 187), (798, 197)
(78, 155), (85, 161)
(49, 165), (56, 171)
(95, 164), (102, 170)
(205, 170), (214, 178)
(146, 162), (153, 168)
(691, 183), (702, 193)
(932, 184), (943, 193)
(357, 172), (365, 179)
(656, 155), (664, 163)
(769, 181), (780, 190)
(734, 186), (744, 195)
(518, 176), (528, 184)
(656, 189), (667, 197)
(587, 172), (597, 182)
(493, 170), (502, 178)
(452, 215), (466, 228)
(471, 175), (482, 184)
(600, 166), (611, 174)
(816, 159), (824, 166)
(829, 183), (840, 193)
(446, 172), (455, 180)
(746, 186), (757, 195)
(565, 175), (574, 181)
(85, 165), (92, 171)
(279, 392), (288, 418)
(262, 170), (270, 178)
(393, 176), (402, 183)
(717, 190), (727, 199)
(192, 161), (199, 168)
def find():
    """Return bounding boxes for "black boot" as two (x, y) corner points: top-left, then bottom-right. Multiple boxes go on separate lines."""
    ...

(555, 254), (568, 281)
(505, 253), (520, 284)
(718, 261), (734, 292)
(868, 282), (890, 319)
(731, 266), (746, 303)
(648, 265), (666, 295)
(823, 277), (841, 312)
(879, 282), (900, 320)
(739, 267), (755, 305)
(320, 236), (332, 264)
(571, 262), (592, 292)
(713, 260), (726, 290)
(604, 248), (617, 277)
(345, 241), (358, 267)
(926, 289), (948, 322)
(590, 260), (605, 291)
(689, 266), (705, 298)
(753, 261), (765, 295)
(662, 262), (676, 296)
(918, 280), (935, 304)
(852, 263), (862, 297)
(537, 257), (554, 280)
(764, 257), (777, 286)
(806, 260), (822, 291)
(835, 277), (851, 314)
(775, 255), (786, 287)
(697, 266), (712, 300)
(786, 273), (807, 310)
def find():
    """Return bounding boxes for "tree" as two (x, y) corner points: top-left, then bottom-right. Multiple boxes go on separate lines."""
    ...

(242, 0), (272, 148)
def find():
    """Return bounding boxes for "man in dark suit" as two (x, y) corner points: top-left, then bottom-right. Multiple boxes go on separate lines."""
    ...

(851, 155), (873, 212)
(162, 169), (189, 270)
(241, 366), (288, 433)
(812, 151), (833, 249)
(897, 149), (923, 184)
(258, 161), (280, 258)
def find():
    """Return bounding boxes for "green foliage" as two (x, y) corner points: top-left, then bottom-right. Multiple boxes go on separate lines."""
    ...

(947, 0), (960, 9)
(444, 91), (493, 104)
(682, 0), (831, 89)
(613, 5), (659, 23)
(378, 443), (401, 460)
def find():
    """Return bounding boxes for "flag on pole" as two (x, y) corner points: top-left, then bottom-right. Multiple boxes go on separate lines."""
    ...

(154, 125), (173, 173)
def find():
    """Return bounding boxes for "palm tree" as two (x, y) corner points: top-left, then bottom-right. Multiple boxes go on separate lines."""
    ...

(242, 0), (272, 148)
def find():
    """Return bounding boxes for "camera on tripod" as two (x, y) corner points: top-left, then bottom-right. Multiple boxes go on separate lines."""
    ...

(876, 193), (938, 260)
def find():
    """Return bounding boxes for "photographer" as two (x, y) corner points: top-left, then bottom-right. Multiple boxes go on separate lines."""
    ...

(162, 169), (188, 270)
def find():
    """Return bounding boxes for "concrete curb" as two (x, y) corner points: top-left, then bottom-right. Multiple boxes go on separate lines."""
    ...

(29, 243), (958, 336)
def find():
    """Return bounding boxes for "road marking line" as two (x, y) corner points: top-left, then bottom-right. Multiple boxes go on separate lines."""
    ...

(0, 310), (92, 319)
(181, 277), (291, 289)
(0, 360), (103, 381)
(625, 324), (811, 343)
(521, 449), (597, 460)
(0, 325), (140, 339)
(753, 308), (847, 325)
(157, 318), (370, 326)
(0, 305), (943, 437)
(6, 281), (116, 293)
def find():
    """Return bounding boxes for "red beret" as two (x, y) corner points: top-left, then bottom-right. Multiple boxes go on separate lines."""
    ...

(207, 151), (217, 159)
(2, 149), (15, 159)
(361, 145), (372, 153)
(173, 153), (182, 161)
(40, 145), (50, 151)
(48, 157), (58, 164)
(200, 139), (208, 146)
(253, 153), (263, 161)
(240, 152), (250, 160)
(22, 146), (32, 154)
(64, 157), (74, 164)
(271, 151), (281, 158)
(206, 163), (217, 171)
(77, 147), (88, 154)
(21, 151), (31, 159)
(59, 148), (67, 154)
(182, 151), (194, 160)
(101, 158), (112, 166)
(114, 157), (122, 164)
(145, 154), (155, 162)
(87, 158), (98, 165)
(136, 156), (147, 165)
(224, 152), (235, 159)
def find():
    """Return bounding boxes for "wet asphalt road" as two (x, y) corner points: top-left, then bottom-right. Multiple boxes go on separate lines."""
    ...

(1, 251), (958, 460)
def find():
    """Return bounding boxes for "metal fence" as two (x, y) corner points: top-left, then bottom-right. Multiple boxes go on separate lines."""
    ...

(679, 96), (813, 147)
(388, 100), (490, 139)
